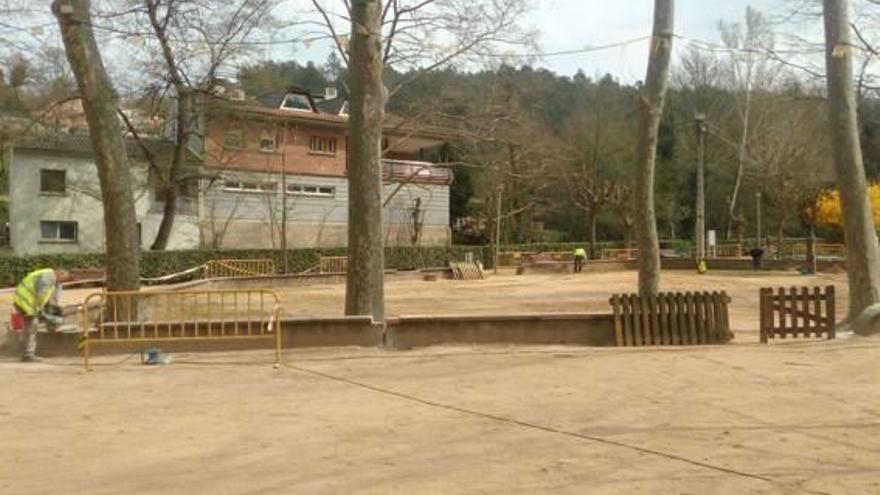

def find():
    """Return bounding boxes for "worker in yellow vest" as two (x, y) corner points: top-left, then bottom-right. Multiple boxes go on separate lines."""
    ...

(12, 268), (70, 362)
(572, 247), (587, 273)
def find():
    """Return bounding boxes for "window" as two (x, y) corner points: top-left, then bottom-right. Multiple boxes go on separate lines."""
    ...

(223, 180), (277, 194)
(281, 93), (313, 112)
(40, 221), (77, 242)
(260, 137), (275, 153)
(223, 130), (244, 149)
(40, 169), (66, 194)
(309, 136), (337, 155)
(287, 184), (335, 197)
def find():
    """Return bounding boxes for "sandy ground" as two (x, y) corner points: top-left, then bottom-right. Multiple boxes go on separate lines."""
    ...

(1, 339), (879, 494)
(1, 270), (876, 494)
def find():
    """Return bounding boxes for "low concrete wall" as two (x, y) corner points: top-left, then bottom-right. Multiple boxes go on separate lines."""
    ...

(385, 313), (615, 350)
(517, 258), (845, 274)
(5, 312), (615, 356)
(4, 316), (381, 357)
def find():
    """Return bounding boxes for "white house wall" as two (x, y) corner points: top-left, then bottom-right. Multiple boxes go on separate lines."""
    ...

(200, 170), (450, 249)
(9, 151), (200, 255)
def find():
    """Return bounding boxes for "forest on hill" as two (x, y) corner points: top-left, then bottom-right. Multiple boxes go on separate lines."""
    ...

(237, 46), (880, 247)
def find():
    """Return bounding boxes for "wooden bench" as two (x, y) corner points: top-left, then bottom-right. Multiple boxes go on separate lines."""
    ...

(609, 291), (732, 346)
(759, 286), (836, 342)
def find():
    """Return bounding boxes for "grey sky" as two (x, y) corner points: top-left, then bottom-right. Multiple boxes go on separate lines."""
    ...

(271, 0), (802, 82)
(531, 0), (785, 80)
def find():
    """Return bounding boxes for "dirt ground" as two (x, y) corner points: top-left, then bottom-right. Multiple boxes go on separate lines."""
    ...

(3, 269), (874, 494)
(1, 339), (878, 494)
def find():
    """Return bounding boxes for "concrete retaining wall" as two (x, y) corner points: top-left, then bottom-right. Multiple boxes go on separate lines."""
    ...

(385, 313), (615, 350)
(5, 312), (614, 357)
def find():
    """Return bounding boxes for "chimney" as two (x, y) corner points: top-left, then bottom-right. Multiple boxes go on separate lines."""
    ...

(324, 87), (338, 100)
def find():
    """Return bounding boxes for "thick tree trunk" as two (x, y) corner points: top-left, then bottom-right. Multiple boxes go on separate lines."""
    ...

(53, 0), (140, 292)
(823, 0), (880, 321)
(345, 0), (386, 321)
(634, 0), (674, 296)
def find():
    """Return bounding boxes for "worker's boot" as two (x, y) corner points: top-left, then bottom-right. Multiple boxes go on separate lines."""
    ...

(20, 355), (43, 363)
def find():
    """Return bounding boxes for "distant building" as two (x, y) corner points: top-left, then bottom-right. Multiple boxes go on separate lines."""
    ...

(4, 84), (453, 255)
(7, 134), (200, 255)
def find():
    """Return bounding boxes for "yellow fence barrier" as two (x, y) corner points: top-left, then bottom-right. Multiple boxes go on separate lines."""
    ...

(79, 289), (282, 371)
(599, 248), (639, 261)
(203, 259), (276, 279)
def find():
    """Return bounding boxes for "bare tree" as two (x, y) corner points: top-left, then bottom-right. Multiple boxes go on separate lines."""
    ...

(823, 0), (880, 324)
(52, 0), (140, 291)
(634, 0), (674, 296)
(114, 0), (277, 250)
(718, 7), (781, 239)
(309, 0), (534, 95)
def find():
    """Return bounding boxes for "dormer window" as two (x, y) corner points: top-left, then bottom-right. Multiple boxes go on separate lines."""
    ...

(281, 93), (313, 112)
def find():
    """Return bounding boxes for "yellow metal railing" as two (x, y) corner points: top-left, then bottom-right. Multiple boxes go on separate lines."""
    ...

(78, 289), (282, 371)
(691, 243), (745, 259)
(203, 259), (275, 279)
(319, 256), (347, 274)
(768, 243), (846, 259)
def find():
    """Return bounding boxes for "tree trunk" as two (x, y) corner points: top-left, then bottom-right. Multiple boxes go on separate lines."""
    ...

(588, 210), (598, 259)
(345, 0), (386, 321)
(53, 0), (140, 292)
(775, 217), (785, 260)
(727, 99), (750, 239)
(806, 222), (818, 274)
(150, 88), (191, 250)
(823, 0), (880, 321)
(634, 0), (674, 296)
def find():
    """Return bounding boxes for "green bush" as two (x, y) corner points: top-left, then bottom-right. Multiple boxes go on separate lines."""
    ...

(0, 246), (492, 287)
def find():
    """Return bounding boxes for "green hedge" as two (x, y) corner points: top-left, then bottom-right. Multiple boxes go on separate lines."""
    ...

(0, 246), (491, 287)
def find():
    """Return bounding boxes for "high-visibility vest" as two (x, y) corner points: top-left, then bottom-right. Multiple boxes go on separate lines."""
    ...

(13, 269), (56, 316)
(573, 248), (587, 258)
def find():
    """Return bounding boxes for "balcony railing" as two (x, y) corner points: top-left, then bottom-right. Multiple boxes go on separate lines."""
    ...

(382, 159), (452, 185)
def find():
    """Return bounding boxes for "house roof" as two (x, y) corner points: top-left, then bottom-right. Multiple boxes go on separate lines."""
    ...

(315, 96), (346, 116)
(209, 96), (453, 143)
(14, 132), (178, 160)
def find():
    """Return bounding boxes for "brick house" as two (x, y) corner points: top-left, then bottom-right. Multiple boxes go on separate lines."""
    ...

(4, 85), (452, 255)
(198, 86), (453, 249)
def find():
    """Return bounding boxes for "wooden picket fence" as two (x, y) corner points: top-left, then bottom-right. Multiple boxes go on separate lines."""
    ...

(609, 291), (732, 347)
(319, 256), (347, 274)
(759, 286), (836, 342)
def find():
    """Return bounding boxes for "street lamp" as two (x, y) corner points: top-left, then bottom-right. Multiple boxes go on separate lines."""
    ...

(694, 113), (707, 267)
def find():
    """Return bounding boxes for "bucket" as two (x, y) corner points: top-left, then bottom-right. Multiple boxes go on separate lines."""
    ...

(10, 310), (25, 332)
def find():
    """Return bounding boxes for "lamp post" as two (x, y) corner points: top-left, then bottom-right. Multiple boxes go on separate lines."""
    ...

(694, 113), (707, 264)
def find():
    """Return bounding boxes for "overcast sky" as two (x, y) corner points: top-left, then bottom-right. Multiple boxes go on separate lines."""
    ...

(531, 0), (786, 80)
(269, 0), (812, 83)
(1, 0), (826, 88)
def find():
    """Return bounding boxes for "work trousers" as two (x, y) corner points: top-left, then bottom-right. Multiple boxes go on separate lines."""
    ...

(22, 315), (38, 358)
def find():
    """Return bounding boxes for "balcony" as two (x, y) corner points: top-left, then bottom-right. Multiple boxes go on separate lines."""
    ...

(382, 159), (452, 186)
